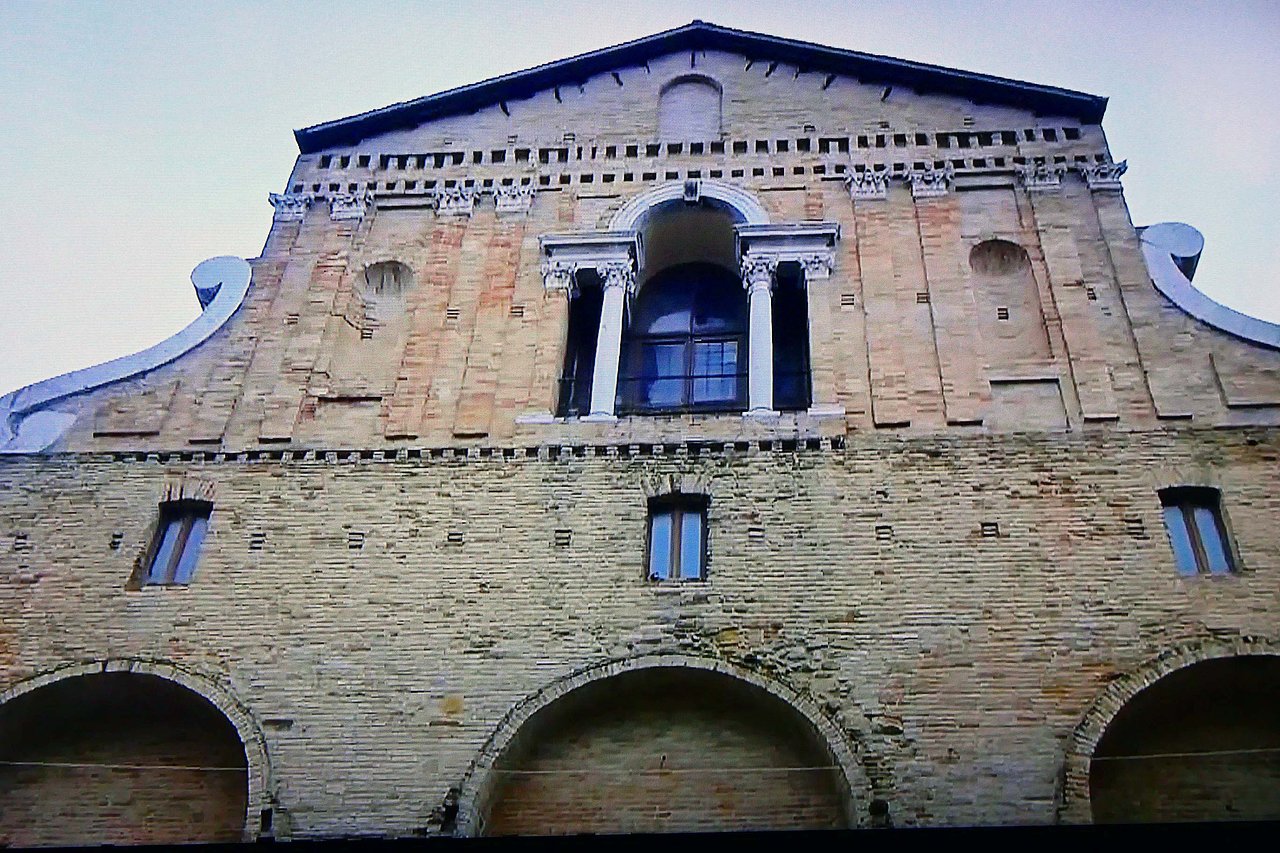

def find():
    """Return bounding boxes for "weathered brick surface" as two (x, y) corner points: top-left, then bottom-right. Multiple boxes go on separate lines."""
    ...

(4, 39), (1280, 842)
(1, 430), (1277, 836)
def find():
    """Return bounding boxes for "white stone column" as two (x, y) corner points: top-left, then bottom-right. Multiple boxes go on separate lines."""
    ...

(741, 254), (779, 416)
(585, 259), (635, 420)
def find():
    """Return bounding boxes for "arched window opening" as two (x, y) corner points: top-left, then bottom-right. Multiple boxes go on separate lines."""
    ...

(658, 75), (722, 141)
(0, 673), (249, 846)
(969, 239), (1050, 364)
(1090, 656), (1280, 823)
(619, 263), (747, 413)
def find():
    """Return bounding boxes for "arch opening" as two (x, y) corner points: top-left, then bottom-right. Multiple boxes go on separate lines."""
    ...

(0, 672), (250, 846)
(478, 666), (850, 836)
(658, 75), (722, 141)
(969, 238), (1050, 364)
(1089, 655), (1280, 823)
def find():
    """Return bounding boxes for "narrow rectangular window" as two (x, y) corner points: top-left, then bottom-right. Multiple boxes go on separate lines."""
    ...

(647, 496), (707, 581)
(1159, 487), (1235, 576)
(143, 500), (213, 586)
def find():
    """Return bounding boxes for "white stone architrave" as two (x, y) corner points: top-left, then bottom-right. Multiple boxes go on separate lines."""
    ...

(1017, 162), (1067, 192)
(844, 170), (891, 201)
(538, 231), (642, 420)
(1077, 160), (1128, 191)
(268, 192), (312, 221)
(494, 183), (536, 215)
(608, 178), (770, 230)
(436, 185), (479, 217)
(903, 165), (953, 199)
(329, 190), (374, 221)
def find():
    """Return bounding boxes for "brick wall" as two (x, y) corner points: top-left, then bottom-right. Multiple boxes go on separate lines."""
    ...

(1, 429), (1276, 836)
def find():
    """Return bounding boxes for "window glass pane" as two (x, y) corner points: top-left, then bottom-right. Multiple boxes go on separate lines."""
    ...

(148, 518), (183, 584)
(678, 511), (703, 580)
(1192, 505), (1232, 574)
(1162, 505), (1198, 576)
(640, 343), (686, 407)
(692, 340), (738, 403)
(172, 515), (209, 585)
(649, 511), (673, 579)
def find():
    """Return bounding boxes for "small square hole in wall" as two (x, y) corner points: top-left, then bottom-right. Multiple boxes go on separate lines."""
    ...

(710, 141), (725, 154)
(996, 307), (1010, 321)
(647, 144), (661, 157)
(1124, 517), (1147, 538)
(915, 133), (928, 145)
(753, 167), (765, 177)
(13, 532), (29, 552)
(292, 184), (303, 193)
(284, 313), (299, 326)
(559, 174), (571, 185)
(980, 521), (999, 537)
(666, 142), (683, 156)
(509, 304), (525, 318)
(776, 139), (789, 152)
(731, 169), (744, 178)
(445, 307), (461, 325)
(689, 142), (703, 155)
(748, 525), (766, 542)
(796, 137), (811, 152)
(772, 167), (784, 176)
(709, 169), (722, 178)
(624, 172), (634, 181)
(249, 532), (266, 551)
(665, 171), (679, 180)
(643, 171), (656, 181)
(733, 140), (747, 154)
(1043, 128), (1058, 141)
(625, 144), (639, 157)
(1064, 127), (1081, 140)
(358, 155), (370, 168)
(446, 531), (464, 545)
(347, 531), (365, 550)
(1087, 288), (1098, 301)
(515, 148), (530, 162)
(875, 525), (893, 542)
(755, 140), (769, 153)
(916, 292), (930, 305)
(840, 293), (857, 307)
(319, 155), (332, 168)
(359, 326), (374, 340)
(553, 529), (572, 547)
(109, 532), (123, 551)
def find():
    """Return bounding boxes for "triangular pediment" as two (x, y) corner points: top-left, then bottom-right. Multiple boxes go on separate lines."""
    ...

(295, 21), (1105, 152)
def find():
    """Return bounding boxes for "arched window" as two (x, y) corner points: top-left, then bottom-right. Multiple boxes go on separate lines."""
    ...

(618, 263), (747, 413)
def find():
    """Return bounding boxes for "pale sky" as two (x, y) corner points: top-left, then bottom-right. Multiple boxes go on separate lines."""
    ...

(1, 0), (1277, 396)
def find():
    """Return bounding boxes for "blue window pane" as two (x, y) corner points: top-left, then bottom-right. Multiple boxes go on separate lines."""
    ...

(1162, 506), (1198, 576)
(173, 516), (209, 585)
(679, 512), (703, 580)
(692, 341), (738, 403)
(649, 511), (673, 579)
(641, 343), (685, 407)
(1192, 506), (1232, 574)
(148, 519), (183, 584)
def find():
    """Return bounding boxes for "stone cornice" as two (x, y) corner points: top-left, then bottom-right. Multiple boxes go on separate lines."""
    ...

(736, 222), (840, 280)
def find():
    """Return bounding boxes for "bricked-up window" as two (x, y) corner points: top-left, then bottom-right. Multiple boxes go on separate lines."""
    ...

(143, 500), (212, 585)
(1159, 487), (1235, 576)
(647, 495), (707, 581)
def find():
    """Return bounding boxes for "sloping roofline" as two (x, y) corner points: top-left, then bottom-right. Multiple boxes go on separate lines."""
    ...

(294, 20), (1107, 153)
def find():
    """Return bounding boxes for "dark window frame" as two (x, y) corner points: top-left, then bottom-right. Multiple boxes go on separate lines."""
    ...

(646, 494), (709, 582)
(141, 499), (213, 586)
(1158, 486), (1236, 576)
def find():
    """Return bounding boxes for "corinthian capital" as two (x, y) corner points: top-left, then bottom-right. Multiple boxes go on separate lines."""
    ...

(598, 259), (636, 295)
(268, 192), (313, 221)
(1017, 162), (1067, 192)
(845, 170), (891, 201)
(740, 254), (779, 293)
(541, 260), (579, 296)
(1076, 160), (1128, 191)
(495, 183), (535, 214)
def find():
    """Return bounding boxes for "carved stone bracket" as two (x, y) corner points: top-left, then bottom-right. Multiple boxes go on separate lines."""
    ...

(330, 190), (374, 221)
(435, 185), (479, 217)
(736, 222), (840, 281)
(268, 192), (313, 221)
(1077, 160), (1128, 191)
(1018, 162), (1068, 192)
(495, 184), (536, 215)
(844, 170), (892, 201)
(904, 166), (953, 199)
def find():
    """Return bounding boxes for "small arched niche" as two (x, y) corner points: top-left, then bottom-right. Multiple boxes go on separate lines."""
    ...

(1089, 655), (1280, 823)
(324, 261), (415, 393)
(969, 239), (1051, 364)
(0, 672), (250, 846)
(658, 75), (723, 141)
(481, 666), (850, 835)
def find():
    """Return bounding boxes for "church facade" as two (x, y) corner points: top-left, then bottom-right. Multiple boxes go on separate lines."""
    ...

(2, 22), (1278, 843)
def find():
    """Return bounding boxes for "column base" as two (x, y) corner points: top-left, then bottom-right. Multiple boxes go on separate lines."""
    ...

(806, 403), (847, 419)
(581, 412), (619, 423)
(744, 409), (780, 421)
(514, 411), (558, 425)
